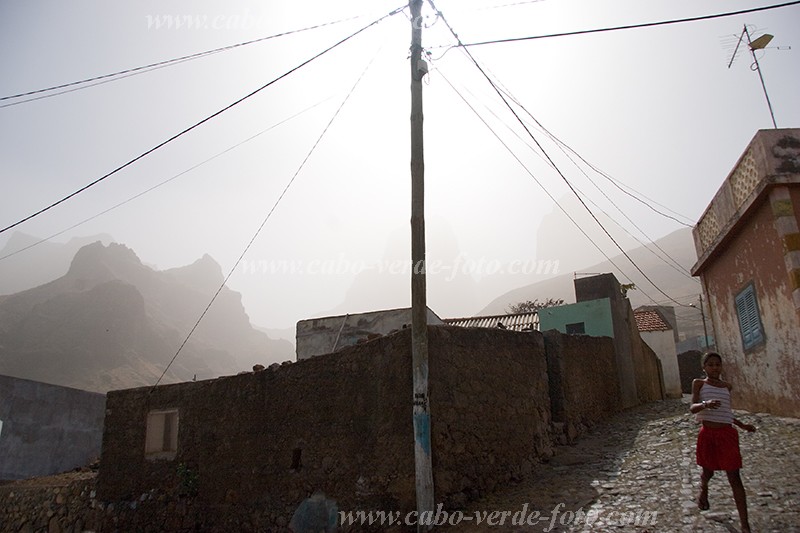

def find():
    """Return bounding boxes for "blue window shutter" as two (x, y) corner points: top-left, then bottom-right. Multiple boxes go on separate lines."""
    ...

(735, 284), (764, 350)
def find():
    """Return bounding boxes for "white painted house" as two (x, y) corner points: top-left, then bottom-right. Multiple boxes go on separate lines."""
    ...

(634, 309), (681, 398)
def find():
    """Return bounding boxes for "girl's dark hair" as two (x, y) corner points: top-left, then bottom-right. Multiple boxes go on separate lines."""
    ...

(703, 352), (722, 364)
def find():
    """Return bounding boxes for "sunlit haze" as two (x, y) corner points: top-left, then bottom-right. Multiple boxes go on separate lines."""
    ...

(1, 0), (799, 330)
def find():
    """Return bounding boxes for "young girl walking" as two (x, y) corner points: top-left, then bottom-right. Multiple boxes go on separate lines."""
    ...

(690, 352), (756, 533)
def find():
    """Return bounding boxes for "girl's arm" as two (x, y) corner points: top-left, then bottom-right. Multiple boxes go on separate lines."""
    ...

(734, 418), (756, 432)
(690, 379), (708, 414)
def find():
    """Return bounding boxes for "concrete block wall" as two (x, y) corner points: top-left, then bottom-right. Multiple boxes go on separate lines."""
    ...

(0, 375), (105, 481)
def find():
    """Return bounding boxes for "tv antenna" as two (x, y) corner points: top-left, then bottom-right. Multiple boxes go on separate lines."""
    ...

(727, 24), (787, 128)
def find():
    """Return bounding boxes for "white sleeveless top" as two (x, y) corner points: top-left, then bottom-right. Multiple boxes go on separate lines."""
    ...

(696, 382), (734, 425)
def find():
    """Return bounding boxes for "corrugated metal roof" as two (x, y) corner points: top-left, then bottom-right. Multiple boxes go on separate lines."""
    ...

(634, 310), (672, 332)
(444, 312), (539, 332)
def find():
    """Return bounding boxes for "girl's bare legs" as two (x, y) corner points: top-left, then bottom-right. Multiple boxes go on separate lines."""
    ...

(726, 470), (751, 533)
(697, 468), (713, 510)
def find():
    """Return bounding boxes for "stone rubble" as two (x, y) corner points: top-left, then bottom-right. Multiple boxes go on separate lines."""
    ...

(451, 397), (800, 533)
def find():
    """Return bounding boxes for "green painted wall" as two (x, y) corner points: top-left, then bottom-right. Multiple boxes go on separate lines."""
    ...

(538, 298), (614, 337)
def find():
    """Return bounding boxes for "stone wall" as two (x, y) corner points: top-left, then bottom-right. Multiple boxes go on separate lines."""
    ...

(428, 327), (551, 508)
(0, 473), (97, 533)
(1, 323), (667, 531)
(96, 326), (552, 524)
(543, 331), (620, 443)
(98, 328), (416, 515)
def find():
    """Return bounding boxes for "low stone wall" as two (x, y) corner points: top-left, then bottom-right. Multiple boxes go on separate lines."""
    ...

(0, 473), (97, 533)
(0, 473), (293, 533)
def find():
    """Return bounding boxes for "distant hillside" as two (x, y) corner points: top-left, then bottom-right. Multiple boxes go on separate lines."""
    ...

(479, 227), (706, 339)
(0, 232), (114, 295)
(0, 242), (294, 393)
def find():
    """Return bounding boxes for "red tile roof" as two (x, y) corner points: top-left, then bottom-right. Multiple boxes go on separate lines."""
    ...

(634, 310), (672, 332)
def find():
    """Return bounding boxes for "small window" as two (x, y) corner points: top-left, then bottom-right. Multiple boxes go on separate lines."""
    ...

(566, 322), (585, 335)
(145, 409), (179, 459)
(735, 284), (765, 350)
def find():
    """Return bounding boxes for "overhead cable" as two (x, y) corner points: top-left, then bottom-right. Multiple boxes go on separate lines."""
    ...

(0, 98), (330, 263)
(436, 68), (656, 303)
(478, 81), (698, 280)
(0, 13), (365, 108)
(0, 5), (406, 237)
(152, 39), (386, 390)
(428, 0), (692, 308)
(459, 1), (800, 48)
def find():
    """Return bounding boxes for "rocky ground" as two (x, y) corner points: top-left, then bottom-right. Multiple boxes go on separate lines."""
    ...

(449, 396), (800, 532)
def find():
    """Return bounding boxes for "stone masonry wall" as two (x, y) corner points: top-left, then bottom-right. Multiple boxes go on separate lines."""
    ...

(543, 331), (620, 443)
(98, 327), (416, 516)
(92, 326), (553, 528)
(2, 326), (656, 531)
(428, 326), (551, 508)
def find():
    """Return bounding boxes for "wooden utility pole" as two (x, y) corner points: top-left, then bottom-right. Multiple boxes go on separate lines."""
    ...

(698, 294), (709, 349)
(409, 0), (434, 529)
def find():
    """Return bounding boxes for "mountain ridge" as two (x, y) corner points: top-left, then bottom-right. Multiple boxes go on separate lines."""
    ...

(0, 241), (293, 392)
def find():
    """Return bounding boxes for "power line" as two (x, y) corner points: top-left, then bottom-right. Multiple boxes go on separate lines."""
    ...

(487, 79), (696, 227)
(436, 67), (656, 304)
(459, 1), (800, 48)
(0, 98), (330, 263)
(428, 0), (692, 308)
(451, 75), (694, 282)
(0, 13), (366, 108)
(481, 82), (698, 281)
(0, 5), (405, 237)
(153, 41), (384, 390)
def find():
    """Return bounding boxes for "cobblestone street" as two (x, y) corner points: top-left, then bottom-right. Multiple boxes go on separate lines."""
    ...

(451, 397), (800, 533)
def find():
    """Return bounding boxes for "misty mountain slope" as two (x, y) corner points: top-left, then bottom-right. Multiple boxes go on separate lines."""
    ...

(0, 242), (293, 393)
(0, 232), (114, 296)
(479, 227), (702, 330)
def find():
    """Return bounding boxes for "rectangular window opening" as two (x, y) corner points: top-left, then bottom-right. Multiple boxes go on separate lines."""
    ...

(145, 409), (179, 459)
(565, 322), (586, 335)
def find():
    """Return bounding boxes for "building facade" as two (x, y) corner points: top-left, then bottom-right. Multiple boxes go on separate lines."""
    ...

(634, 309), (681, 399)
(691, 128), (800, 417)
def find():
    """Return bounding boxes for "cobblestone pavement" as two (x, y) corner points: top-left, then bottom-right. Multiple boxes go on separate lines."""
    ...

(450, 397), (800, 533)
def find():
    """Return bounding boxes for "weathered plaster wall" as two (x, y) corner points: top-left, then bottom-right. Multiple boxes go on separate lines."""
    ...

(640, 330), (682, 398)
(626, 306), (665, 404)
(703, 197), (800, 416)
(296, 307), (443, 360)
(538, 298), (613, 337)
(0, 375), (105, 481)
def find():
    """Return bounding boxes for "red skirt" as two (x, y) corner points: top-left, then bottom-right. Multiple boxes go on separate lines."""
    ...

(696, 425), (742, 471)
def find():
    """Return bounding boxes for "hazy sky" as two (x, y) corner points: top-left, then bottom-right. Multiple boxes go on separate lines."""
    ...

(1, 0), (799, 330)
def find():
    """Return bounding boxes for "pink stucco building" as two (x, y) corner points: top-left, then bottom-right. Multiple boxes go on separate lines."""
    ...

(691, 128), (800, 417)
